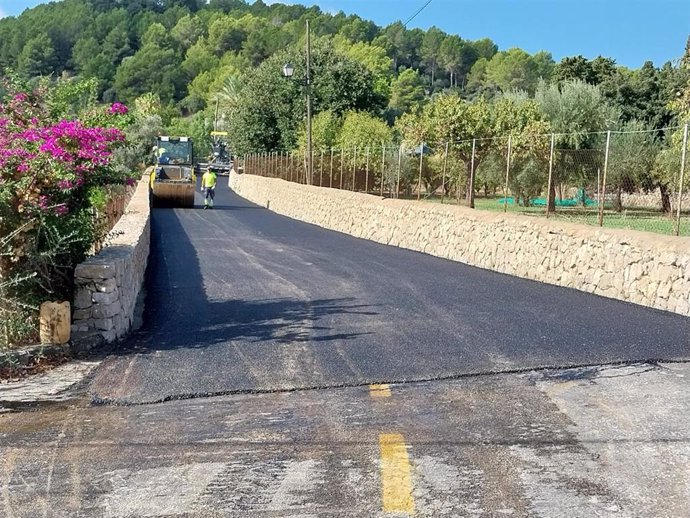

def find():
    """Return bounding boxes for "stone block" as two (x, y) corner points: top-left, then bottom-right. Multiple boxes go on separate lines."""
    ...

(74, 290), (92, 309)
(75, 262), (117, 280)
(92, 291), (118, 305)
(94, 318), (114, 331)
(101, 330), (118, 343)
(96, 278), (118, 293)
(39, 301), (71, 345)
(72, 308), (92, 321)
(92, 302), (121, 319)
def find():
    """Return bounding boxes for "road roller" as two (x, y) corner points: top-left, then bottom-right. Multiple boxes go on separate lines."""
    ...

(150, 136), (196, 208)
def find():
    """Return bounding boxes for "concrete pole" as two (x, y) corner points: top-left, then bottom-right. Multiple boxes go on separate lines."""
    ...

(598, 130), (611, 227)
(675, 123), (689, 236)
(503, 135), (512, 213)
(546, 134), (555, 217)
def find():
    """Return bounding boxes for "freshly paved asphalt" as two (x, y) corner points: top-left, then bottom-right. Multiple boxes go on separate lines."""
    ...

(89, 180), (690, 404)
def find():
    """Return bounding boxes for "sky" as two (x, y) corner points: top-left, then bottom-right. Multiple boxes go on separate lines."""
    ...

(1, 0), (688, 68)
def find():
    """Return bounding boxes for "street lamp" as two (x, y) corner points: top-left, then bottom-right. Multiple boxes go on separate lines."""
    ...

(281, 21), (312, 184)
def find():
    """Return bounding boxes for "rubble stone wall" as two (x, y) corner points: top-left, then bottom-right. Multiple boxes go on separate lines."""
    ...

(230, 172), (690, 317)
(71, 175), (150, 347)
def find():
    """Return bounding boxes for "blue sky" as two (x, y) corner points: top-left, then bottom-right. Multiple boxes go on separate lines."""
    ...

(1, 0), (688, 68)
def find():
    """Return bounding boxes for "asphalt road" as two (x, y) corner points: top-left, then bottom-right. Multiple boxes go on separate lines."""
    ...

(2, 363), (689, 517)
(89, 181), (690, 404)
(3, 181), (690, 517)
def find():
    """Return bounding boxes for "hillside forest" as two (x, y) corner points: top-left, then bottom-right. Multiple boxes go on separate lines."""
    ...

(2, 0), (689, 151)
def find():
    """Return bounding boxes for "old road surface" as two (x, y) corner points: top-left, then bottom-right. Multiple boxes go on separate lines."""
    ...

(1, 180), (689, 517)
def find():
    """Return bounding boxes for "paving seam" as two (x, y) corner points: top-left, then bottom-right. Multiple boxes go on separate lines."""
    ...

(88, 358), (687, 407)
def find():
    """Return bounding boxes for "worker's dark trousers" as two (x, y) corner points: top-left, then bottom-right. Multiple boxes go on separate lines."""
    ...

(205, 187), (215, 207)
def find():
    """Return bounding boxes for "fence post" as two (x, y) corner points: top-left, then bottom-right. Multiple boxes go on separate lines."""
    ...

(352, 146), (357, 191)
(381, 144), (386, 197)
(340, 148), (345, 189)
(469, 138), (476, 208)
(598, 130), (611, 227)
(545, 133), (555, 217)
(329, 148), (334, 188)
(503, 135), (512, 213)
(676, 123), (689, 236)
(396, 144), (402, 198)
(365, 147), (370, 193)
(319, 149), (324, 187)
(283, 150), (287, 180)
(417, 142), (424, 201)
(441, 141), (449, 203)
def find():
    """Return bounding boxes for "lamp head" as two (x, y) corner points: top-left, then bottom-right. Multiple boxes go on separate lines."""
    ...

(282, 63), (294, 78)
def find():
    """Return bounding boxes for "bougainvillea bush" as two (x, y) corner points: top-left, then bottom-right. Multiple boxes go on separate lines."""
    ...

(0, 78), (135, 347)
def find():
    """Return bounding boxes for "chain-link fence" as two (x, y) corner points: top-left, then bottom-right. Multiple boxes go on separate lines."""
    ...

(239, 124), (690, 237)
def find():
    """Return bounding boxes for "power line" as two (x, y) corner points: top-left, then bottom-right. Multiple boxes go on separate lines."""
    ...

(403, 0), (435, 27)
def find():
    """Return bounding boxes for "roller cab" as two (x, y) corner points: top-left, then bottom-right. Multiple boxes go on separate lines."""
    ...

(151, 136), (196, 208)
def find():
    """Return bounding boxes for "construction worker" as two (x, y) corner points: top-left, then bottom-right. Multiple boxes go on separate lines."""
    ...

(201, 169), (217, 209)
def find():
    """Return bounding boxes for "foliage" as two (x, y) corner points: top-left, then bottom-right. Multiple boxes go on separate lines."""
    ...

(388, 68), (426, 120)
(535, 79), (618, 149)
(337, 111), (393, 165)
(484, 48), (554, 94)
(607, 121), (659, 210)
(0, 78), (134, 347)
(297, 110), (340, 151)
(333, 37), (393, 98)
(0, 0), (680, 148)
(396, 91), (549, 199)
(225, 40), (384, 154)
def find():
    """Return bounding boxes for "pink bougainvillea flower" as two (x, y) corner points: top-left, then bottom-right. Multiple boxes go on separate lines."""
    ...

(57, 179), (74, 190)
(109, 102), (129, 115)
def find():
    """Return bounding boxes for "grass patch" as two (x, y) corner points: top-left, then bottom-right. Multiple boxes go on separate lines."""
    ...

(419, 195), (690, 236)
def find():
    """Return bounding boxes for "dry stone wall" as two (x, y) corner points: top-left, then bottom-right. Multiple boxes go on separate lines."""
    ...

(230, 172), (690, 318)
(71, 175), (150, 348)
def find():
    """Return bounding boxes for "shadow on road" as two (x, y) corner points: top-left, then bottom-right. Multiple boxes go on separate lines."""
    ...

(116, 203), (377, 355)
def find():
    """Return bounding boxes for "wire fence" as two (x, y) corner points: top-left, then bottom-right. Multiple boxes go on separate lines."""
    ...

(239, 124), (690, 237)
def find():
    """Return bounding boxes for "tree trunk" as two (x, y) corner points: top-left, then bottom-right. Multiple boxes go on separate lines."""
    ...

(660, 183), (672, 214)
(548, 181), (556, 213)
(613, 185), (623, 212)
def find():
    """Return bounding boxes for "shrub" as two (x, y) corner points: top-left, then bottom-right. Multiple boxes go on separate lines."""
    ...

(0, 79), (134, 348)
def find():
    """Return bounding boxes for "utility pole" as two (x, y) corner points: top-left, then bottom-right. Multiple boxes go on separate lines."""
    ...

(306, 20), (313, 185)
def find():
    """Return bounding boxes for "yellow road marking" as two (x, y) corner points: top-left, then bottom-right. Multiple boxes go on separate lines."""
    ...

(379, 433), (415, 514)
(369, 384), (392, 397)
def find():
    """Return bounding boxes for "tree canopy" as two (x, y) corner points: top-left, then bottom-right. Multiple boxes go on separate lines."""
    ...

(0, 0), (685, 166)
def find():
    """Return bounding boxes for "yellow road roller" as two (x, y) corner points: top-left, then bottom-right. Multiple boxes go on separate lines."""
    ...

(150, 136), (196, 208)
